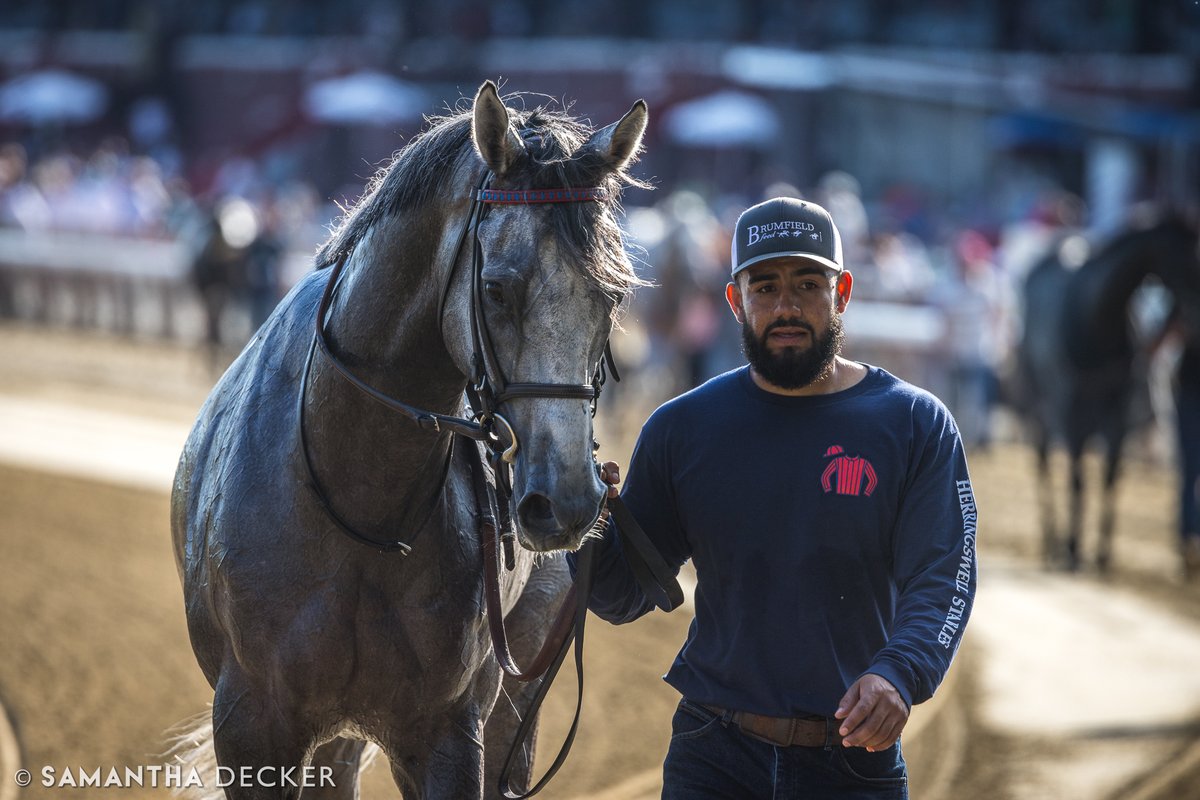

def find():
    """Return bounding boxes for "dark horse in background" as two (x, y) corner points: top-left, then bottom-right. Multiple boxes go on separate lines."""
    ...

(170, 82), (648, 799)
(1017, 214), (1200, 572)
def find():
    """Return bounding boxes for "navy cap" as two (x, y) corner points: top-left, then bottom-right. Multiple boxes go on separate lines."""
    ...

(731, 197), (843, 277)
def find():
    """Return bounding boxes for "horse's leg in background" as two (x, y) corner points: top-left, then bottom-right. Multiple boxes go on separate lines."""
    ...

(1033, 424), (1058, 567)
(1066, 439), (1086, 572)
(1096, 431), (1126, 573)
(299, 737), (369, 800)
(484, 674), (541, 799)
(210, 666), (313, 800)
(116, 276), (136, 335)
(482, 555), (572, 799)
(201, 286), (226, 373)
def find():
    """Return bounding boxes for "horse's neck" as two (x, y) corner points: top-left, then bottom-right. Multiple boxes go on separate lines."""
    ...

(304, 207), (470, 540)
(1077, 234), (1157, 338)
(331, 209), (467, 406)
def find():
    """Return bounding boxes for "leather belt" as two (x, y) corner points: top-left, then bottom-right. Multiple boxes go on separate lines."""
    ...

(699, 702), (841, 748)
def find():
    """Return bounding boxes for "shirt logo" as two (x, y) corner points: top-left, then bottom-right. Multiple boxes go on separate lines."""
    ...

(821, 445), (877, 497)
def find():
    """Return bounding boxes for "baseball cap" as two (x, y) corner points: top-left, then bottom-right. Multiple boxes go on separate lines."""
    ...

(731, 197), (844, 277)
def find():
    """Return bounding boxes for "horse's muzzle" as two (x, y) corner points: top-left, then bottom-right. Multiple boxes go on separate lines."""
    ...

(515, 489), (603, 551)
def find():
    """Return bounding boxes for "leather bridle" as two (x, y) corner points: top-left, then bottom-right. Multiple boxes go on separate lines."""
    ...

(298, 171), (618, 554)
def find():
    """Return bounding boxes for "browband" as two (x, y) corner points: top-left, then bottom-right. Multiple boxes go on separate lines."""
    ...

(476, 187), (606, 204)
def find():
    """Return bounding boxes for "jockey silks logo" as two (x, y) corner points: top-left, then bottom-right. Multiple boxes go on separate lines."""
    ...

(820, 445), (877, 497)
(746, 221), (819, 246)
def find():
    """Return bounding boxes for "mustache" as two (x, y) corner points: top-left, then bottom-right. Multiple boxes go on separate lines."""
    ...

(764, 318), (815, 335)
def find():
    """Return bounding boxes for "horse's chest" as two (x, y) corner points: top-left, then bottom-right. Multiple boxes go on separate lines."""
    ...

(338, 566), (523, 714)
(362, 576), (485, 657)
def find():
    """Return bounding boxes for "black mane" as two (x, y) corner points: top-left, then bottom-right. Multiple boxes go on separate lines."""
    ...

(315, 99), (649, 300)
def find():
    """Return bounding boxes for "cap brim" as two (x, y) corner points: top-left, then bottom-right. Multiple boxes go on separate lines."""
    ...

(733, 252), (843, 276)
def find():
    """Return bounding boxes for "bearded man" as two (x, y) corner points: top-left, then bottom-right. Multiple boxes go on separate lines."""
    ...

(573, 197), (978, 799)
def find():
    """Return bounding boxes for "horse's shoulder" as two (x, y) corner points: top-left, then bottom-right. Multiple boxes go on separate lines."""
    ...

(179, 272), (324, 505)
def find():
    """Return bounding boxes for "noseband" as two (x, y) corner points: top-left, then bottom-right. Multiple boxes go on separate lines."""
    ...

(297, 171), (618, 555)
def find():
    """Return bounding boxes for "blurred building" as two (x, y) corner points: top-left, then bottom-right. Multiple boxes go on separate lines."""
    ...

(0, 0), (1195, 215)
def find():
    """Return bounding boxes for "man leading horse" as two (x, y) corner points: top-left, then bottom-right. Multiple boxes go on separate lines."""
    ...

(579, 197), (978, 799)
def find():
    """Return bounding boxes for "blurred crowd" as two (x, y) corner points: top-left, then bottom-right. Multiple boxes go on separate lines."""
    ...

(0, 138), (327, 243)
(0, 132), (1154, 454)
(0, 140), (188, 237)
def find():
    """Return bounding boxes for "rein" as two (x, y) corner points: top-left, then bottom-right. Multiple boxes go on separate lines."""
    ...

(296, 170), (680, 798)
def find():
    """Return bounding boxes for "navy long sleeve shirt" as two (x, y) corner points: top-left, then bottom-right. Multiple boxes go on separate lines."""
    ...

(574, 365), (977, 718)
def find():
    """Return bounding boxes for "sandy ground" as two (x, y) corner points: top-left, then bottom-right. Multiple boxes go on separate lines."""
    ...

(3, 323), (1200, 799)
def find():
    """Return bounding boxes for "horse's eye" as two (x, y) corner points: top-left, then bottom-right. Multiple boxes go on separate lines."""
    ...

(484, 280), (505, 306)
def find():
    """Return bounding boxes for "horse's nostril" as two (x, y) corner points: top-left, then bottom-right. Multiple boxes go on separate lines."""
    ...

(518, 493), (557, 530)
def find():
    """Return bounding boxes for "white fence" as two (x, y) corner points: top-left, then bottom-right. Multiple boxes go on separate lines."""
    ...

(0, 228), (314, 343)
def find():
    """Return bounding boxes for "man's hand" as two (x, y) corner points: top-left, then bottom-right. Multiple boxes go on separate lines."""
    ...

(599, 460), (621, 499)
(834, 674), (909, 751)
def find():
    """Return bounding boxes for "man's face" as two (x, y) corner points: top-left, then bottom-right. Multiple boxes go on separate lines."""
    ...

(725, 258), (851, 390)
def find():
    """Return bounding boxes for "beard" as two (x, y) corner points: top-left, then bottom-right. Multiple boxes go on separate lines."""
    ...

(741, 314), (844, 390)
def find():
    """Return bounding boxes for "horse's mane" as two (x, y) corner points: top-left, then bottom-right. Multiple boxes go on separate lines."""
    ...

(316, 98), (650, 302)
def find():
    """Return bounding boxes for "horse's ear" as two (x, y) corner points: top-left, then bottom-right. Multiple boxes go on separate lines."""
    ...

(584, 99), (648, 170)
(472, 81), (525, 177)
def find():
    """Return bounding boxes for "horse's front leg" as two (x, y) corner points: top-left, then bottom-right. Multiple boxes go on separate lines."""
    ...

(1033, 425), (1058, 566)
(483, 554), (572, 799)
(1096, 430), (1126, 573)
(209, 665), (316, 800)
(388, 704), (490, 800)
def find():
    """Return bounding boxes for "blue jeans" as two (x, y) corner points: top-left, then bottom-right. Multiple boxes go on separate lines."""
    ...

(1178, 379), (1200, 540)
(662, 699), (908, 799)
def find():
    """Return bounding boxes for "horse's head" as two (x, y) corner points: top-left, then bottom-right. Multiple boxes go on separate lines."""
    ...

(445, 82), (648, 552)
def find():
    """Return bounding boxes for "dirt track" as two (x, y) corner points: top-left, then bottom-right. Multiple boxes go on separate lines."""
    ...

(3, 324), (1200, 799)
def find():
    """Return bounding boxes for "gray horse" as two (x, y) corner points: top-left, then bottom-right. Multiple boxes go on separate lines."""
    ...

(170, 82), (648, 799)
